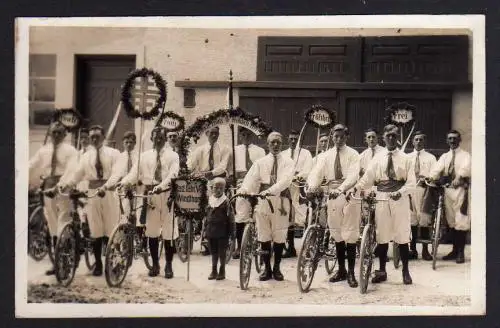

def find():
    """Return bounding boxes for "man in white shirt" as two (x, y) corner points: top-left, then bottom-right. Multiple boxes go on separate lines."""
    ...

(359, 128), (385, 178)
(355, 124), (414, 285)
(281, 130), (313, 258)
(117, 126), (180, 278)
(238, 132), (295, 281)
(29, 121), (79, 275)
(188, 126), (231, 180)
(407, 131), (436, 261)
(58, 125), (121, 276)
(78, 128), (90, 155)
(307, 124), (360, 288)
(428, 130), (471, 264)
(231, 127), (266, 259)
(312, 133), (331, 166)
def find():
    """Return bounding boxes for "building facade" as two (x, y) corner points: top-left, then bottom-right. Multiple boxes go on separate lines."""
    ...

(28, 26), (473, 157)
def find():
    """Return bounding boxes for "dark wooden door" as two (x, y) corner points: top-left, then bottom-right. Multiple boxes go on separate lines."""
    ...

(75, 55), (136, 149)
(239, 89), (339, 153)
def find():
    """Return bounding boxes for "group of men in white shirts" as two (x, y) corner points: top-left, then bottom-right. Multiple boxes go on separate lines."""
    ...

(29, 117), (471, 288)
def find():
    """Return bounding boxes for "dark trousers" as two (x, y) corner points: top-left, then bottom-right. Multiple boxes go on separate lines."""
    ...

(209, 237), (228, 270)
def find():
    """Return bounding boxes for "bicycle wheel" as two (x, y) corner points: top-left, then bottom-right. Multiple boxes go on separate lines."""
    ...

(225, 237), (235, 264)
(239, 223), (255, 290)
(431, 204), (443, 271)
(105, 223), (133, 288)
(54, 222), (78, 287)
(393, 242), (400, 269)
(297, 226), (320, 293)
(324, 235), (337, 275)
(84, 238), (96, 271)
(28, 206), (49, 261)
(359, 224), (375, 294)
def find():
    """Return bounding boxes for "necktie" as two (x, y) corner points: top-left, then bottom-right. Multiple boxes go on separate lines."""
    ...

(271, 155), (278, 184)
(208, 144), (214, 171)
(387, 152), (396, 180)
(291, 148), (295, 160)
(371, 147), (375, 158)
(245, 145), (252, 171)
(127, 151), (132, 173)
(154, 150), (162, 182)
(95, 147), (103, 180)
(50, 143), (58, 176)
(334, 148), (343, 180)
(448, 149), (456, 179)
(414, 151), (421, 180)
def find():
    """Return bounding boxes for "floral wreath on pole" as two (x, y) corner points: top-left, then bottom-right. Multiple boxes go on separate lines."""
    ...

(53, 108), (82, 132)
(121, 68), (167, 120)
(304, 104), (337, 129)
(177, 106), (273, 173)
(167, 176), (209, 218)
(156, 110), (186, 132)
(384, 101), (416, 128)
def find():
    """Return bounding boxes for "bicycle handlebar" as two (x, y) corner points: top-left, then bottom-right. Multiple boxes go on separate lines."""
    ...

(347, 191), (390, 202)
(229, 193), (270, 203)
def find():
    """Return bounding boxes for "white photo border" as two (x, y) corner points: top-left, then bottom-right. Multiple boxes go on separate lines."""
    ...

(15, 14), (486, 318)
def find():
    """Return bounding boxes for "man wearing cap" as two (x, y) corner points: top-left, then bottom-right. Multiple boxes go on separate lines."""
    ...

(231, 127), (266, 259)
(188, 126), (231, 180)
(117, 126), (180, 278)
(281, 130), (313, 258)
(407, 131), (436, 261)
(359, 128), (385, 178)
(29, 121), (79, 275)
(354, 124), (414, 285)
(428, 130), (471, 264)
(307, 124), (360, 288)
(58, 125), (121, 276)
(238, 132), (294, 281)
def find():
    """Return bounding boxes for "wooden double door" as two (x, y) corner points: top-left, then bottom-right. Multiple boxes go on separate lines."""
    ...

(239, 89), (451, 156)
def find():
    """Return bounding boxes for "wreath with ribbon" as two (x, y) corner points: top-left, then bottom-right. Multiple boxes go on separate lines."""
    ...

(177, 107), (273, 173)
(156, 110), (186, 132)
(384, 101), (416, 129)
(168, 175), (208, 218)
(121, 68), (167, 120)
(304, 104), (337, 130)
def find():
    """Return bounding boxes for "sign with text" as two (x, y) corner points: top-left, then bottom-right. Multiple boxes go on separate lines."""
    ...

(391, 109), (414, 124)
(305, 105), (336, 129)
(172, 177), (208, 216)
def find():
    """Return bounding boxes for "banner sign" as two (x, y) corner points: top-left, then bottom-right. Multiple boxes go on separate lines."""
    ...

(171, 177), (208, 216)
(304, 105), (336, 129)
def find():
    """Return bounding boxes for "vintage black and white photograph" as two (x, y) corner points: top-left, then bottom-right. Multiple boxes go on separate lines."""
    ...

(15, 15), (485, 317)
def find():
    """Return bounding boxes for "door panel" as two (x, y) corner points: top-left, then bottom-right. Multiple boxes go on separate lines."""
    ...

(239, 96), (338, 153)
(76, 56), (136, 149)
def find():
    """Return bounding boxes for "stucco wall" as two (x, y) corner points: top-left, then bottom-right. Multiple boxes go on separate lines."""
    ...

(28, 26), (474, 154)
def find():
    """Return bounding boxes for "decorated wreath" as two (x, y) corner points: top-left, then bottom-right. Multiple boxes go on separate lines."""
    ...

(177, 107), (273, 172)
(304, 104), (336, 130)
(52, 108), (82, 132)
(121, 68), (167, 120)
(384, 101), (416, 129)
(168, 175), (208, 218)
(156, 110), (186, 132)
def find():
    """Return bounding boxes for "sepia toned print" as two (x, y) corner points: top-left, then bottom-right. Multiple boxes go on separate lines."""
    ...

(15, 15), (485, 317)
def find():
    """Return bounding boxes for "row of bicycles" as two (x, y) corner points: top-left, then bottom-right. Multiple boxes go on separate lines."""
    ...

(28, 177), (449, 294)
(229, 178), (449, 294)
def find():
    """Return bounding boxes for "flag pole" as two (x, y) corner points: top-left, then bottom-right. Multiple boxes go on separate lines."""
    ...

(228, 70), (237, 191)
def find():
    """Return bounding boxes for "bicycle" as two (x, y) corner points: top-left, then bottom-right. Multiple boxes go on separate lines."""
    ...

(46, 187), (103, 287)
(28, 188), (54, 263)
(348, 190), (389, 294)
(230, 193), (272, 290)
(296, 190), (338, 293)
(104, 188), (164, 287)
(423, 179), (450, 270)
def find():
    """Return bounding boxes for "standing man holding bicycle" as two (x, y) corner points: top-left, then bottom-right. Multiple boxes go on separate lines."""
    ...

(355, 124), (414, 285)
(231, 127), (266, 259)
(428, 130), (471, 264)
(281, 130), (313, 258)
(238, 132), (295, 281)
(307, 124), (360, 288)
(58, 125), (121, 277)
(118, 126), (180, 278)
(407, 131), (436, 261)
(29, 121), (79, 276)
